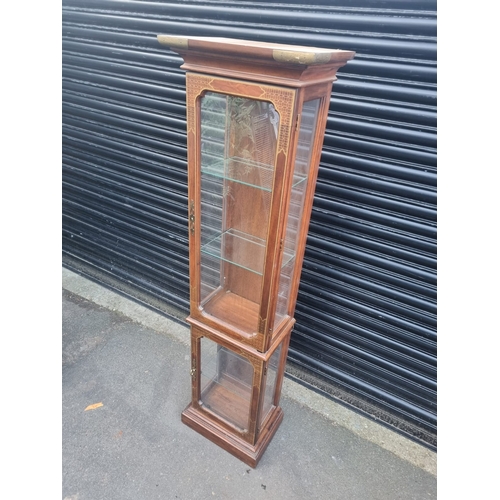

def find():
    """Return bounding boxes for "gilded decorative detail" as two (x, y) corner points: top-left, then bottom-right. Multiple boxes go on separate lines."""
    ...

(189, 200), (195, 236)
(157, 35), (188, 50)
(258, 316), (267, 335)
(272, 49), (331, 65)
(186, 73), (295, 148)
(258, 86), (295, 156)
(186, 74), (214, 134)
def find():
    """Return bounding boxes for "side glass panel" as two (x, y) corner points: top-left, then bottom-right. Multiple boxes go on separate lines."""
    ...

(199, 92), (280, 334)
(259, 344), (282, 427)
(200, 337), (254, 432)
(274, 99), (321, 325)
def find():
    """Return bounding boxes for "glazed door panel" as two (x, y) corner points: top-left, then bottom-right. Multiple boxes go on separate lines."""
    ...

(187, 74), (297, 350)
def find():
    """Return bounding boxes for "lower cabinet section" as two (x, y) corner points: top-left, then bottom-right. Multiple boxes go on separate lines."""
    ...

(182, 319), (292, 467)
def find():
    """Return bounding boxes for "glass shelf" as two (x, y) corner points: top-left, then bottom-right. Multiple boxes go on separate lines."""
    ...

(201, 228), (294, 276)
(201, 155), (307, 192)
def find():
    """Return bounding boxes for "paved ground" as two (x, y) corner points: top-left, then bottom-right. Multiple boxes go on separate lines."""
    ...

(62, 270), (437, 500)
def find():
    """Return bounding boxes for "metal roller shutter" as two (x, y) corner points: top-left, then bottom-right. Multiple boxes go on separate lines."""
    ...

(62, 0), (437, 447)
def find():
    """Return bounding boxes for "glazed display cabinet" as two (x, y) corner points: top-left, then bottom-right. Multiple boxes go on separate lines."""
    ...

(157, 35), (355, 467)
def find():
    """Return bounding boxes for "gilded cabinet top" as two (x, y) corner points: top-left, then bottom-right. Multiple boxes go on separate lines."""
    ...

(157, 35), (355, 68)
(157, 35), (355, 87)
(158, 35), (355, 66)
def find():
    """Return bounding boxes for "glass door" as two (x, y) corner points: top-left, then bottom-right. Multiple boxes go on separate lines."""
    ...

(198, 92), (280, 335)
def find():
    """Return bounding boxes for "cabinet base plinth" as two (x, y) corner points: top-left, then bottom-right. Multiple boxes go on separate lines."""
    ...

(181, 404), (284, 468)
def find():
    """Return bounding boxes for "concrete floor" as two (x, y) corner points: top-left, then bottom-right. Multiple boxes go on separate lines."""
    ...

(62, 269), (436, 500)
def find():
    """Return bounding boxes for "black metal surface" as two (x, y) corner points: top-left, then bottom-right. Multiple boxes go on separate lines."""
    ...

(62, 0), (436, 447)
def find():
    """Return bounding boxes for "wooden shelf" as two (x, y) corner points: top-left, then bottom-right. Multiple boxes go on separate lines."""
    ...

(203, 289), (260, 334)
(200, 375), (252, 431)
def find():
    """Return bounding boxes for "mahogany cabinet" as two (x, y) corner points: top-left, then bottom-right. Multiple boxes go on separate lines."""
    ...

(157, 35), (355, 467)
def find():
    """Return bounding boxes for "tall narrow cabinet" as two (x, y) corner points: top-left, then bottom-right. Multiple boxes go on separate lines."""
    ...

(157, 35), (355, 467)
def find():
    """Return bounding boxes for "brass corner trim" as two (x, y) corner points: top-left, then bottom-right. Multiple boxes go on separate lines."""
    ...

(157, 35), (189, 50)
(272, 49), (331, 65)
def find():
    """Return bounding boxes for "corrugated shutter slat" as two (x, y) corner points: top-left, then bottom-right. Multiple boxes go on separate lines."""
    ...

(62, 0), (437, 447)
